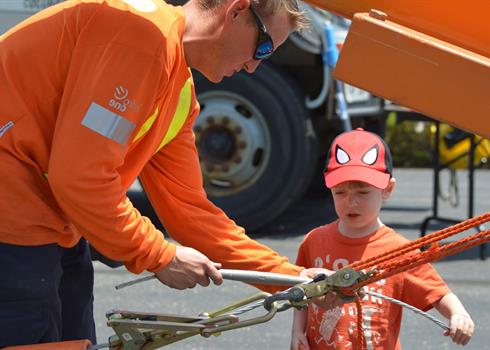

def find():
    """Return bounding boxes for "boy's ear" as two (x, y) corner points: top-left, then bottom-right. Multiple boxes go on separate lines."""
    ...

(382, 178), (396, 200)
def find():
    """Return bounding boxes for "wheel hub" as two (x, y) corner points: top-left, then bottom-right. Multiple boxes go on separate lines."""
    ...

(199, 126), (236, 163)
(194, 91), (271, 196)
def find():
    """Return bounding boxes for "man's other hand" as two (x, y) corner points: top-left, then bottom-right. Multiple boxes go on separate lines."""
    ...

(155, 246), (223, 289)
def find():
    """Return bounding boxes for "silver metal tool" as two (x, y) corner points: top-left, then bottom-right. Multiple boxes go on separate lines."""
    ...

(115, 269), (310, 290)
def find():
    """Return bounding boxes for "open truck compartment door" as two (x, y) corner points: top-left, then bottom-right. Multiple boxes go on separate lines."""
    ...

(305, 0), (490, 138)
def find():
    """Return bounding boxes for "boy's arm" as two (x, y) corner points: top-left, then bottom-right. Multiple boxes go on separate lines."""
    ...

(433, 293), (474, 346)
(291, 309), (310, 350)
(291, 242), (311, 350)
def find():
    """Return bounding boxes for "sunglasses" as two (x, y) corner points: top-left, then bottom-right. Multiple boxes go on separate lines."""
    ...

(249, 6), (274, 60)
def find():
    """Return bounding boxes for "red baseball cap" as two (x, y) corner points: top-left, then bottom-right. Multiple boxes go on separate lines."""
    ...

(324, 128), (393, 189)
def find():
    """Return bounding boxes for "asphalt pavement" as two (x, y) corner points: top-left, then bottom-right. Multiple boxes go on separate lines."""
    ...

(93, 168), (490, 349)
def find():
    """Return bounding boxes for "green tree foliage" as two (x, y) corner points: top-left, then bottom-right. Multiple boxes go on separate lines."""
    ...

(385, 113), (432, 167)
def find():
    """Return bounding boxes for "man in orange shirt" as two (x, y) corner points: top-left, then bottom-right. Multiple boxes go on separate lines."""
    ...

(0, 0), (310, 347)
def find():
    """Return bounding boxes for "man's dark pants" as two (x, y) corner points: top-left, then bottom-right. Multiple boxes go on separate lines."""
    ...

(0, 238), (96, 347)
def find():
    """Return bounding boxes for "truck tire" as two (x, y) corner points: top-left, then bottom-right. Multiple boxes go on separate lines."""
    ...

(193, 63), (317, 231)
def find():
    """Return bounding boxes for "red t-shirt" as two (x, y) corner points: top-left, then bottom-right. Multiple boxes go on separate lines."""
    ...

(296, 221), (451, 349)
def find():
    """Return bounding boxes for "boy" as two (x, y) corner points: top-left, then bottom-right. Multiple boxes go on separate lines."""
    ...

(291, 128), (474, 349)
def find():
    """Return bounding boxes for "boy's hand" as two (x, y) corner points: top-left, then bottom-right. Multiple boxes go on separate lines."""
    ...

(445, 313), (474, 346)
(290, 331), (310, 350)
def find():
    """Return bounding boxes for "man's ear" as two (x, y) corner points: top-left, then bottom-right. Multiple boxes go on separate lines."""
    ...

(225, 0), (250, 22)
(382, 178), (396, 200)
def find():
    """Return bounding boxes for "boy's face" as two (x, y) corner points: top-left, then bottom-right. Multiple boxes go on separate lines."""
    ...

(331, 180), (395, 236)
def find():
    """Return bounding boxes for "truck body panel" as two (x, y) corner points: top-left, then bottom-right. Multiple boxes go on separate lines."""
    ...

(305, 0), (490, 57)
(305, 0), (490, 137)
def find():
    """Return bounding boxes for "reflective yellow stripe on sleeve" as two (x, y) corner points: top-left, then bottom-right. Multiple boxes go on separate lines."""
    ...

(154, 77), (192, 153)
(133, 107), (159, 142)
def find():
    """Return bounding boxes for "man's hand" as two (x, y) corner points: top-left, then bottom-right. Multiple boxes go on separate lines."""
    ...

(301, 268), (345, 310)
(155, 246), (223, 289)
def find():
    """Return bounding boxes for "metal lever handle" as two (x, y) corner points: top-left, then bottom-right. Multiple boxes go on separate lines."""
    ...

(115, 269), (311, 290)
(221, 269), (310, 286)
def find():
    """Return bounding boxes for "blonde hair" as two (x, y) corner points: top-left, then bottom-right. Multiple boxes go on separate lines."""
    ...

(198, 0), (309, 32)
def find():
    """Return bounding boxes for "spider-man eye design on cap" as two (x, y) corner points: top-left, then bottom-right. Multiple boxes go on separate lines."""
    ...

(335, 145), (350, 164)
(324, 128), (393, 189)
(362, 145), (378, 165)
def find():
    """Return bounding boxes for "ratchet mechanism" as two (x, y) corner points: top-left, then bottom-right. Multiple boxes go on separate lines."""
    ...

(263, 267), (376, 312)
(106, 267), (376, 350)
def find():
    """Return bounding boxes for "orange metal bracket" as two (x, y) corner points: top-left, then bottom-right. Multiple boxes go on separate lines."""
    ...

(304, 0), (490, 58)
(304, 0), (490, 137)
(334, 10), (490, 137)
(3, 340), (91, 350)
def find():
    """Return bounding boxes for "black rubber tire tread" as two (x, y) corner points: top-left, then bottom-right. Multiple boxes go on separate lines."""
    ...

(194, 63), (317, 231)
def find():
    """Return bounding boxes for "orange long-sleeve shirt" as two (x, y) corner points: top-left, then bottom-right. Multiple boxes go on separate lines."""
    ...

(0, 0), (301, 283)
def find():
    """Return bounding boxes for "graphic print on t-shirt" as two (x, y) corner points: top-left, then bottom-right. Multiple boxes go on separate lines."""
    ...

(310, 254), (388, 349)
